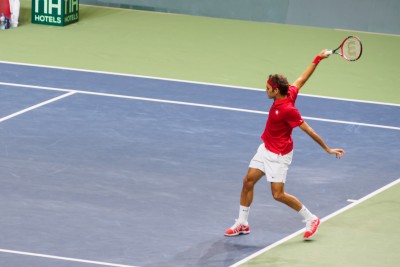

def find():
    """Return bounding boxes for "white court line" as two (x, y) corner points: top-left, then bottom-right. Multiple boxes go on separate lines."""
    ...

(0, 249), (138, 267)
(1, 81), (400, 131)
(0, 91), (76, 123)
(0, 60), (399, 107)
(229, 178), (400, 267)
(334, 28), (400, 37)
(299, 93), (400, 107)
(301, 115), (400, 131)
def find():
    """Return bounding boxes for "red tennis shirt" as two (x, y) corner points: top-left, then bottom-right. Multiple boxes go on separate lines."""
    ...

(261, 85), (304, 155)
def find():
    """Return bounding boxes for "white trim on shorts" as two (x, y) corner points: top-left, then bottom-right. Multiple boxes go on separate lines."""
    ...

(249, 143), (293, 183)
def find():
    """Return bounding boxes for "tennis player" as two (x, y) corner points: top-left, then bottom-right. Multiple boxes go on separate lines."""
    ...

(224, 50), (345, 239)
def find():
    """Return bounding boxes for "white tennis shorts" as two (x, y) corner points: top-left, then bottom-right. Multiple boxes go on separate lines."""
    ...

(249, 143), (293, 183)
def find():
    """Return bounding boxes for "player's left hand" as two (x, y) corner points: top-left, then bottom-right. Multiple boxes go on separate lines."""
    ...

(328, 148), (345, 159)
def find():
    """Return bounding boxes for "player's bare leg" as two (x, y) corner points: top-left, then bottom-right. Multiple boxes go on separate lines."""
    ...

(224, 168), (264, 236)
(270, 182), (302, 211)
(240, 168), (265, 207)
(271, 182), (320, 239)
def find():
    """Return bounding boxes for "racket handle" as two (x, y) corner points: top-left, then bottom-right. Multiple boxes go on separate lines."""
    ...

(325, 50), (333, 55)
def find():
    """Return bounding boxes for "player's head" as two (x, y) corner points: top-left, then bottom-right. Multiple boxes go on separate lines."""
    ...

(266, 74), (289, 96)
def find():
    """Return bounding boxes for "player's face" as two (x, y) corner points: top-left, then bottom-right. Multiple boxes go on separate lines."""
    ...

(266, 84), (277, 99)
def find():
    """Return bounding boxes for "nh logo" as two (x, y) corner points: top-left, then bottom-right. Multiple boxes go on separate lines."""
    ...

(34, 0), (79, 15)
(65, 0), (79, 14)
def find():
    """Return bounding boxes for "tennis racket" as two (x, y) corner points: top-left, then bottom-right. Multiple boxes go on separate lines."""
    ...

(325, 36), (363, 62)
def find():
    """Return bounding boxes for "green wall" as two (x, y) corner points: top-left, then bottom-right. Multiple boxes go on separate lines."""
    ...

(81, 0), (400, 35)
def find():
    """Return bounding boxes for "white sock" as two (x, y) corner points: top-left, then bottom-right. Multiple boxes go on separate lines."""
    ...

(298, 205), (316, 221)
(238, 205), (250, 225)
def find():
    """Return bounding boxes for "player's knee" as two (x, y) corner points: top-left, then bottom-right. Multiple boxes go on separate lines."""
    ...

(242, 175), (255, 190)
(272, 191), (284, 202)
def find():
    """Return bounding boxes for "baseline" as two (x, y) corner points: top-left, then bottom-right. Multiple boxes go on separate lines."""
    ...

(1, 60), (399, 107)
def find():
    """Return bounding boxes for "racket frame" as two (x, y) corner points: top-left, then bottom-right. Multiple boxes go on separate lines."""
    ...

(325, 36), (363, 62)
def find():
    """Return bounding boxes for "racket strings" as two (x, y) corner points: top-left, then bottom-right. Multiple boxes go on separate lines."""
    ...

(342, 38), (362, 61)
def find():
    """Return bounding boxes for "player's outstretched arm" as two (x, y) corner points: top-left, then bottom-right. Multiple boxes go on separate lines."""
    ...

(293, 50), (330, 91)
(299, 121), (345, 159)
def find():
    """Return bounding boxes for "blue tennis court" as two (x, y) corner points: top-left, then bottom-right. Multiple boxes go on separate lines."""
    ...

(0, 62), (399, 267)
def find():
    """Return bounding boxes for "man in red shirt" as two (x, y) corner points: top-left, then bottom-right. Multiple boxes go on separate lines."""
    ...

(225, 50), (345, 239)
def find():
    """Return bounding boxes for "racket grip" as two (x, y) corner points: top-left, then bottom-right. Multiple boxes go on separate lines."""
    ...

(325, 50), (333, 55)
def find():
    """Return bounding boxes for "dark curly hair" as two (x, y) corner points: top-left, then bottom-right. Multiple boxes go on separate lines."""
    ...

(268, 74), (289, 96)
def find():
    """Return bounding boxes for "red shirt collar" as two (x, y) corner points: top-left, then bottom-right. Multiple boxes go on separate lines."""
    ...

(273, 93), (291, 106)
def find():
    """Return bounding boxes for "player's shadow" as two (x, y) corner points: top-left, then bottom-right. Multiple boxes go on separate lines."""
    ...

(146, 237), (264, 267)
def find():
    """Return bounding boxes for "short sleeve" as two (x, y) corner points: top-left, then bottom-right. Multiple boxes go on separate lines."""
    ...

(288, 85), (299, 102)
(286, 107), (304, 128)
